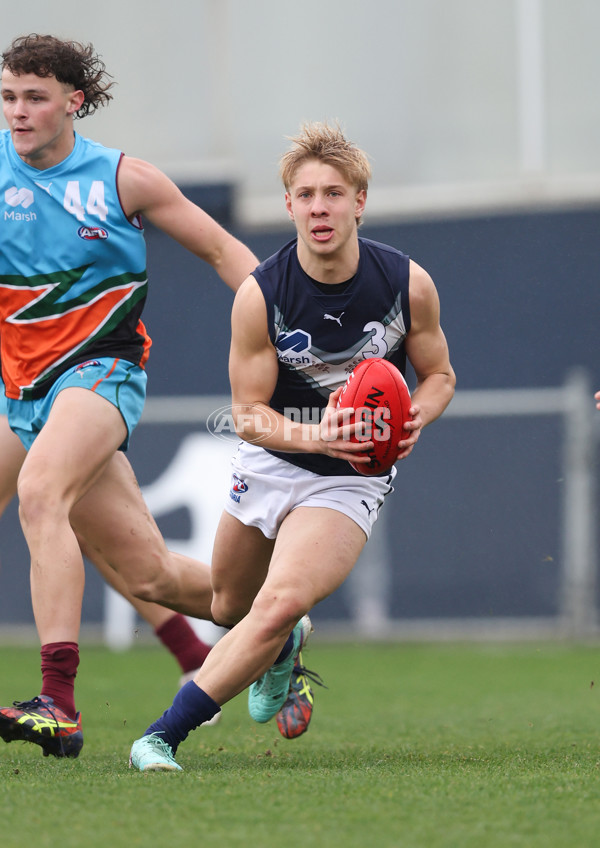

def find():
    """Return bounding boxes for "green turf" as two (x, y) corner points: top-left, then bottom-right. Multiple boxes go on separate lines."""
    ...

(1, 641), (600, 847)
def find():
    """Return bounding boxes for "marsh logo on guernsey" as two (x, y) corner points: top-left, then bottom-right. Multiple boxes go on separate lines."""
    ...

(4, 186), (36, 220)
(5, 186), (34, 208)
(275, 329), (312, 366)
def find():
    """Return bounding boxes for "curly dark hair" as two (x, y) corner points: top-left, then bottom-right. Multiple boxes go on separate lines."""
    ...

(1, 33), (114, 118)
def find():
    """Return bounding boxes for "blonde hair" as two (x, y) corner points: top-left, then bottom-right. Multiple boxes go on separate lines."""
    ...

(279, 121), (371, 193)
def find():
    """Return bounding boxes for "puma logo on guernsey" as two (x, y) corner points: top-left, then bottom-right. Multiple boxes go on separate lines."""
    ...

(34, 181), (53, 196)
(323, 312), (344, 327)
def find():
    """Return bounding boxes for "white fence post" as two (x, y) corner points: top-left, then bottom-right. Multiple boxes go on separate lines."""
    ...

(103, 586), (136, 651)
(558, 368), (598, 636)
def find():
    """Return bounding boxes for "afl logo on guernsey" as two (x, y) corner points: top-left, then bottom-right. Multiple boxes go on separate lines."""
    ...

(78, 225), (109, 240)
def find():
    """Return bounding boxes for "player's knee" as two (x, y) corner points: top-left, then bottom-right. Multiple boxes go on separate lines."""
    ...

(211, 591), (251, 628)
(127, 580), (156, 603)
(17, 473), (65, 529)
(251, 589), (307, 638)
(124, 559), (174, 605)
(128, 576), (171, 605)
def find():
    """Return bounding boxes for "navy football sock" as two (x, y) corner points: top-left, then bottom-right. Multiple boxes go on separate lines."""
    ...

(144, 681), (220, 753)
(274, 630), (294, 665)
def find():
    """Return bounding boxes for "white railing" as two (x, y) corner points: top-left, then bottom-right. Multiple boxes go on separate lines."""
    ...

(104, 369), (597, 646)
(442, 369), (597, 638)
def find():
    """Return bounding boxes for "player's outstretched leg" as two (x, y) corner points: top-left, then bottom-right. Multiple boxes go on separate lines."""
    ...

(275, 652), (327, 739)
(248, 615), (313, 723)
(0, 696), (83, 758)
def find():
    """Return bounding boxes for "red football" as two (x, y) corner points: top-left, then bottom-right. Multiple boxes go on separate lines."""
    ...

(336, 358), (412, 476)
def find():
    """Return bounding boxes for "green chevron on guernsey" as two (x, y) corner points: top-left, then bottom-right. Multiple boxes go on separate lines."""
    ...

(1, 266), (148, 322)
(1, 264), (149, 400)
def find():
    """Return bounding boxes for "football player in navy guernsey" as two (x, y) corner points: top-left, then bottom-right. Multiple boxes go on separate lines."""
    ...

(0, 34), (259, 759)
(130, 122), (456, 772)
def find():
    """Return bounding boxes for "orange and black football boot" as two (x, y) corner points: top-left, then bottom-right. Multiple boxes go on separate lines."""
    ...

(0, 696), (83, 758)
(276, 653), (327, 739)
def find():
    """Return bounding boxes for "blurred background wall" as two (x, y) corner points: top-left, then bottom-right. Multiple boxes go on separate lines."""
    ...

(2, 0), (599, 220)
(1, 0), (598, 640)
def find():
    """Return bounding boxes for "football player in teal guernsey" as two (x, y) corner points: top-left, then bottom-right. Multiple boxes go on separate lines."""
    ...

(130, 122), (456, 772)
(0, 34), (258, 759)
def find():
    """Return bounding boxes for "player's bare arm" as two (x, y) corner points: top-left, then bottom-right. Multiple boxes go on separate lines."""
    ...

(400, 261), (456, 457)
(229, 278), (371, 460)
(117, 157), (258, 291)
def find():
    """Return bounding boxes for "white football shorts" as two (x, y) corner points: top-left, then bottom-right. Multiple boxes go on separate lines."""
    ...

(223, 441), (396, 540)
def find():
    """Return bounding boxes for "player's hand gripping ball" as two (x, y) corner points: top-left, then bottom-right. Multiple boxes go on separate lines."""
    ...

(337, 358), (412, 476)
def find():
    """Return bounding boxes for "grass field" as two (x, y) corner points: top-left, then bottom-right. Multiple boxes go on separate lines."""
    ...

(1, 641), (600, 847)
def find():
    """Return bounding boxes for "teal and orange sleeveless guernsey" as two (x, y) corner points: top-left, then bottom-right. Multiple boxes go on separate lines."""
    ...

(0, 130), (151, 401)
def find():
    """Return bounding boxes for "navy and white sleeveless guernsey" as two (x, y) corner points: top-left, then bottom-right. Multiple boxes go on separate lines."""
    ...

(253, 237), (411, 477)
